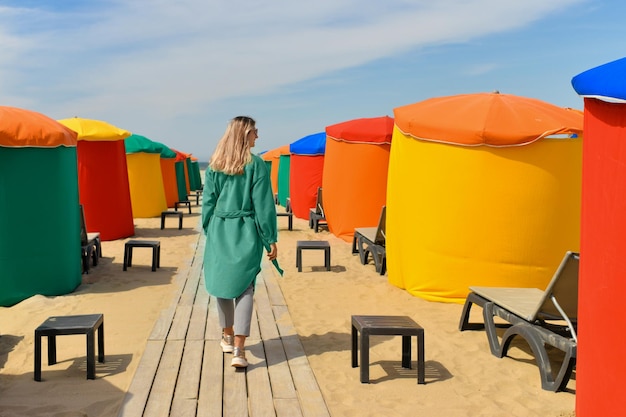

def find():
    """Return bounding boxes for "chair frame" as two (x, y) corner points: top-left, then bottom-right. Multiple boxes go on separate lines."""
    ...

(352, 206), (386, 275)
(458, 251), (579, 391)
(80, 205), (100, 274)
(308, 187), (327, 233)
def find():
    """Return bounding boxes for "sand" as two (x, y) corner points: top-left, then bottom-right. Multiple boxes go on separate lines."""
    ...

(0, 206), (576, 417)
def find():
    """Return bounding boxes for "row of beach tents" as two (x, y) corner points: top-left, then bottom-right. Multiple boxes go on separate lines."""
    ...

(0, 112), (202, 307)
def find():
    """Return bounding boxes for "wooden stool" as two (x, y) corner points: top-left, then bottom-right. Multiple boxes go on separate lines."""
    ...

(161, 211), (183, 229)
(351, 315), (425, 384)
(123, 240), (161, 272)
(296, 240), (330, 272)
(175, 200), (192, 214)
(34, 314), (105, 381)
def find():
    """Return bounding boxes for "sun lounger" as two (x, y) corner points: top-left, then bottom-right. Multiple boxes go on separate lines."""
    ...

(352, 206), (386, 275)
(80, 205), (101, 274)
(458, 251), (579, 391)
(309, 187), (327, 232)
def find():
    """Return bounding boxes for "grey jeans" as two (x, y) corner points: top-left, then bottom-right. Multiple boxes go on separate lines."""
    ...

(216, 282), (254, 336)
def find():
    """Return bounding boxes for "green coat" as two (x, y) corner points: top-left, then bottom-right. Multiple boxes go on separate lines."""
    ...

(202, 154), (277, 298)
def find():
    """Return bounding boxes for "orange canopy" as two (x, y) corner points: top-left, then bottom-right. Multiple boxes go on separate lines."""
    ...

(0, 106), (77, 147)
(394, 92), (583, 147)
(261, 145), (290, 195)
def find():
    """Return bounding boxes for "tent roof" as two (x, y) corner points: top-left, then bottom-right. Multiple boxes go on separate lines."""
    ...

(290, 132), (326, 155)
(0, 106), (77, 148)
(326, 116), (394, 144)
(572, 56), (626, 103)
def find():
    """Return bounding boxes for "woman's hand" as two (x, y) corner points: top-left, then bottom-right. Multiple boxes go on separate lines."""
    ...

(267, 243), (277, 261)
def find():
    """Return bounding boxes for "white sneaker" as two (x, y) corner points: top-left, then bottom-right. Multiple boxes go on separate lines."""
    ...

(220, 334), (234, 353)
(231, 347), (248, 368)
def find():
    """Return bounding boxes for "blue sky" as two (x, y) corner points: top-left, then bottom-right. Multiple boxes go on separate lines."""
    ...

(0, 0), (623, 160)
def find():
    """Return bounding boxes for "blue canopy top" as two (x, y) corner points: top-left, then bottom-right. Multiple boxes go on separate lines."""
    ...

(572, 57), (626, 103)
(289, 132), (326, 155)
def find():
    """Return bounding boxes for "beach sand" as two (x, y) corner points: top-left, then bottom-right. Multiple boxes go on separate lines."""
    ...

(0, 206), (576, 417)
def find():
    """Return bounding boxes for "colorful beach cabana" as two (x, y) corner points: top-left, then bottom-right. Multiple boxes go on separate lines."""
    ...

(261, 145), (290, 197)
(277, 154), (291, 207)
(59, 117), (134, 241)
(572, 57), (626, 417)
(387, 92), (584, 303)
(171, 149), (191, 200)
(0, 107), (81, 306)
(153, 141), (179, 208)
(289, 132), (326, 220)
(323, 117), (393, 242)
(125, 134), (168, 218)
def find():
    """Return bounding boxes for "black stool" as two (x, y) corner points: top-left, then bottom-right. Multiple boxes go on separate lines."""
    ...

(296, 240), (330, 272)
(161, 210), (183, 229)
(351, 315), (425, 384)
(34, 314), (105, 381)
(175, 200), (192, 214)
(123, 240), (161, 272)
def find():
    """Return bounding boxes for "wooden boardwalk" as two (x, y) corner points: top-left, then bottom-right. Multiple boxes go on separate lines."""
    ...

(117, 233), (331, 417)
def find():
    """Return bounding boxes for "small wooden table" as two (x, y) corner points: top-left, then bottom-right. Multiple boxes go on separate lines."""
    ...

(351, 315), (425, 384)
(161, 210), (183, 230)
(34, 314), (105, 381)
(123, 240), (161, 272)
(296, 240), (330, 272)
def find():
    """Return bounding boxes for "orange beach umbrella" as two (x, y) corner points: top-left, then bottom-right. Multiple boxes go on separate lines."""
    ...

(394, 91), (583, 146)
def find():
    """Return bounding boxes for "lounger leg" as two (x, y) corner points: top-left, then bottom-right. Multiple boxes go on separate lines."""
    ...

(482, 302), (503, 356)
(458, 292), (488, 331)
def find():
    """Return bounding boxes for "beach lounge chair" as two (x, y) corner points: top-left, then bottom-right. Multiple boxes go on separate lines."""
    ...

(458, 251), (579, 391)
(80, 205), (101, 274)
(352, 206), (386, 275)
(309, 187), (327, 233)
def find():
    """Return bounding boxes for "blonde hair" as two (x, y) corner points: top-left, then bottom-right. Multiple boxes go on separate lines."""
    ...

(209, 116), (255, 175)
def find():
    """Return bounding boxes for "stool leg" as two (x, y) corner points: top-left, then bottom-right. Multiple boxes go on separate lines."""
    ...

(402, 335), (411, 369)
(360, 330), (370, 383)
(128, 247), (133, 267)
(152, 247), (157, 272)
(351, 325), (358, 368)
(325, 247), (331, 271)
(296, 248), (302, 272)
(161, 214), (165, 230)
(98, 322), (105, 363)
(48, 335), (57, 365)
(123, 246), (128, 271)
(187, 203), (191, 214)
(86, 329), (96, 379)
(288, 214), (293, 231)
(417, 330), (425, 384)
(34, 332), (42, 381)
(178, 214), (183, 229)
(157, 245), (161, 268)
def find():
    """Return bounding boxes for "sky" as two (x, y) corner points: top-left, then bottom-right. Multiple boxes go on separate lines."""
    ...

(1, 0), (624, 160)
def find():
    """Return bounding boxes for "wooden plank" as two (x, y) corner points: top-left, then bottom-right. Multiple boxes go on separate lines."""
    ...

(254, 277), (280, 340)
(222, 356), (248, 417)
(274, 399), (304, 417)
(143, 340), (185, 417)
(261, 262), (287, 307)
(168, 305), (192, 341)
(246, 342), (276, 417)
(205, 296), (222, 341)
(169, 398), (197, 417)
(263, 338), (297, 400)
(187, 303), (208, 341)
(249, 304), (261, 341)
(198, 340), (223, 417)
(174, 340), (204, 401)
(117, 340), (165, 417)
(273, 305), (330, 417)
(149, 306), (176, 341)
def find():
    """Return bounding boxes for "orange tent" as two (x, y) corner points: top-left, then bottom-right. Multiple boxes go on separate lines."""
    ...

(260, 145), (290, 196)
(322, 116), (393, 242)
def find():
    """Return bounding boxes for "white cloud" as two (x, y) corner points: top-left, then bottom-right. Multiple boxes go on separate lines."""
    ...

(0, 0), (585, 152)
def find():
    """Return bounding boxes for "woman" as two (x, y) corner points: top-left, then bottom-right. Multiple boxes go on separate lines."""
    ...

(202, 116), (278, 368)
